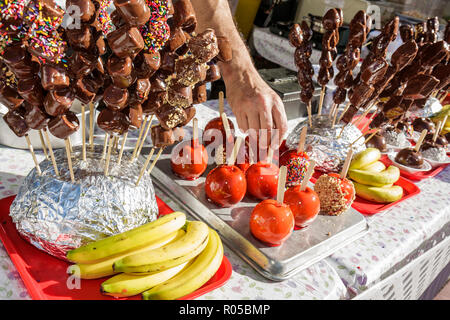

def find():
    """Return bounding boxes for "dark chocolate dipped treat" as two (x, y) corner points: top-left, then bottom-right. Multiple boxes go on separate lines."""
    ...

(66, 0), (96, 23)
(390, 40), (418, 72)
(103, 85), (129, 111)
(17, 77), (45, 107)
(106, 26), (144, 58)
(41, 64), (70, 90)
(74, 77), (98, 105)
(399, 25), (414, 42)
(173, 0), (197, 33)
(424, 133), (448, 148)
(395, 147), (424, 168)
(175, 57), (207, 86)
(168, 27), (187, 52)
(123, 103), (143, 130)
(44, 87), (75, 116)
(3, 110), (30, 137)
(48, 111), (80, 140)
(23, 103), (50, 130)
(412, 117), (435, 134)
(142, 91), (166, 115)
(151, 125), (175, 148)
(129, 78), (151, 104)
(0, 84), (24, 110)
(97, 108), (130, 135)
(403, 74), (439, 100)
(365, 133), (387, 152)
(166, 84), (193, 108)
(114, 0), (151, 27)
(135, 52), (161, 78)
(155, 103), (187, 130)
(69, 51), (98, 78)
(179, 106), (196, 126)
(193, 83), (207, 104)
(188, 29), (219, 64)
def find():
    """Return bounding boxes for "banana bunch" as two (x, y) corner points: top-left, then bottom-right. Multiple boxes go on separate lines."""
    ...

(347, 148), (403, 203)
(66, 212), (224, 300)
(430, 105), (450, 135)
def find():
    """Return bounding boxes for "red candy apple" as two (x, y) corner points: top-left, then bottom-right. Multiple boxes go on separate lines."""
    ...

(171, 139), (208, 180)
(203, 117), (235, 147)
(205, 164), (247, 207)
(245, 162), (279, 200)
(284, 186), (320, 228)
(249, 199), (294, 246)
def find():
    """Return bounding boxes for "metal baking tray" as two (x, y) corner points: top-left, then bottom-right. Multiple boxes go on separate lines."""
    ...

(150, 148), (368, 281)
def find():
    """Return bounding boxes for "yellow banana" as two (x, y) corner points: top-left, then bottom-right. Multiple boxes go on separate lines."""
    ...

(68, 230), (185, 279)
(349, 148), (381, 170)
(142, 228), (223, 300)
(361, 161), (386, 173)
(101, 261), (190, 298)
(67, 211), (186, 264)
(354, 181), (403, 203)
(348, 165), (400, 187)
(113, 221), (209, 274)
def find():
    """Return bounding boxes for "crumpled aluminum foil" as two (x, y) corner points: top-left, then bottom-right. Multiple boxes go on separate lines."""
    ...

(286, 115), (366, 172)
(408, 97), (443, 119)
(10, 145), (159, 261)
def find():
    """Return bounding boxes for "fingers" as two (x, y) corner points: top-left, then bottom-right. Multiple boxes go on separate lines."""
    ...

(271, 96), (288, 144)
(259, 103), (273, 150)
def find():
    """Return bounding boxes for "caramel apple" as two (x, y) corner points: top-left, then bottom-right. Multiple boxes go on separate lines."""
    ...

(395, 147), (424, 168)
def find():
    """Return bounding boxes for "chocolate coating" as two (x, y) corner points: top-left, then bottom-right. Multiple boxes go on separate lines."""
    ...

(123, 103), (143, 130)
(168, 27), (187, 52)
(106, 26), (144, 58)
(175, 56), (207, 86)
(341, 105), (359, 123)
(395, 148), (424, 168)
(156, 103), (187, 130)
(65, 25), (94, 52)
(3, 110), (29, 137)
(142, 91), (165, 115)
(289, 23), (303, 48)
(167, 84), (193, 108)
(403, 74), (439, 100)
(173, 0), (197, 33)
(391, 40), (418, 71)
(44, 87), (75, 116)
(188, 29), (219, 64)
(66, 0), (96, 23)
(23, 103), (50, 130)
(193, 83), (207, 104)
(400, 24), (414, 42)
(103, 85), (129, 111)
(41, 64), (70, 90)
(74, 77), (97, 105)
(48, 111), (80, 140)
(205, 63), (221, 83)
(349, 83), (375, 108)
(322, 8), (341, 30)
(114, 0), (151, 26)
(97, 108), (129, 135)
(365, 133), (387, 152)
(412, 117), (435, 134)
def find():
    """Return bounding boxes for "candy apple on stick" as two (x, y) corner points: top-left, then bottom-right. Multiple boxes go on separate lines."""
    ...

(171, 118), (208, 180)
(245, 147), (280, 200)
(249, 166), (295, 246)
(205, 137), (247, 207)
(284, 160), (320, 229)
(203, 91), (235, 147)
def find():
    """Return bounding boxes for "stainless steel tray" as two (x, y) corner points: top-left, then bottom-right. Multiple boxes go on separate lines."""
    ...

(150, 148), (368, 281)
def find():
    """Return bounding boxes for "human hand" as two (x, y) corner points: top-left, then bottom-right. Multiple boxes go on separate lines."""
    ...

(223, 68), (288, 148)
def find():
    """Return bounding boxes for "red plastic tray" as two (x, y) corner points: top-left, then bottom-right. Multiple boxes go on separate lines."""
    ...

(380, 154), (449, 181)
(0, 195), (232, 300)
(311, 171), (421, 215)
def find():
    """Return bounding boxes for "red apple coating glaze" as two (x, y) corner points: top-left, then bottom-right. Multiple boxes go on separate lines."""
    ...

(171, 139), (208, 180)
(249, 199), (295, 246)
(205, 164), (247, 207)
(245, 162), (279, 200)
(284, 186), (320, 228)
(203, 116), (235, 147)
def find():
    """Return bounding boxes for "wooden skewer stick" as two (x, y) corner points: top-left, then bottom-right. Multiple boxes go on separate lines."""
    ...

(300, 160), (316, 191)
(306, 101), (313, 127)
(136, 115), (154, 159)
(221, 112), (232, 141)
(64, 138), (75, 182)
(25, 134), (42, 176)
(439, 92), (447, 104)
(102, 133), (108, 160)
(297, 126), (307, 153)
(104, 135), (114, 177)
(438, 116), (448, 136)
(130, 115), (149, 161)
(360, 111), (378, 134)
(117, 131), (128, 166)
(113, 136), (119, 151)
(67, 136), (73, 153)
(432, 121), (442, 142)
(318, 86), (326, 116)
(43, 129), (59, 176)
(136, 147), (155, 186)
(340, 148), (354, 179)
(328, 102), (337, 119)
(331, 104), (340, 128)
(148, 147), (164, 175)
(193, 117), (199, 142)
(337, 101), (351, 124)
(414, 129), (427, 152)
(276, 165), (288, 204)
(362, 128), (381, 145)
(219, 91), (224, 116)
(89, 102), (95, 150)
(81, 104), (87, 161)
(228, 136), (243, 166)
(38, 129), (49, 160)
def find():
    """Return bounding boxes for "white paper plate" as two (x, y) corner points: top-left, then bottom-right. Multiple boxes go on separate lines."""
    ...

(387, 152), (432, 173)
(423, 155), (450, 168)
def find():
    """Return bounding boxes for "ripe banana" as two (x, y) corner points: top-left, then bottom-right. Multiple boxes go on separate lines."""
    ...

(113, 221), (210, 274)
(67, 211), (186, 264)
(142, 228), (223, 300)
(349, 148), (381, 170)
(68, 230), (185, 279)
(354, 181), (403, 203)
(348, 165), (400, 187)
(361, 161), (386, 173)
(101, 261), (190, 298)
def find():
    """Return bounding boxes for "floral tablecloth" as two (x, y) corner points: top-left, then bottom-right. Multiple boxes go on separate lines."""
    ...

(0, 100), (449, 300)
